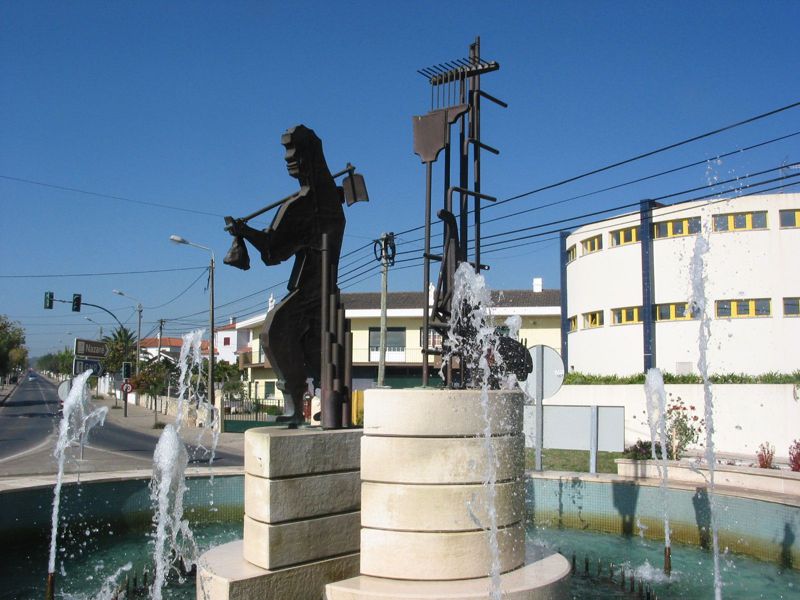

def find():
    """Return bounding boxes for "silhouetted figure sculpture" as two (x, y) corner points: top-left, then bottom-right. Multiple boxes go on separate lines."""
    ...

(225, 125), (345, 427)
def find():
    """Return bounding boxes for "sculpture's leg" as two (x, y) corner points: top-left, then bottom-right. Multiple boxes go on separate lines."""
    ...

(262, 291), (308, 427)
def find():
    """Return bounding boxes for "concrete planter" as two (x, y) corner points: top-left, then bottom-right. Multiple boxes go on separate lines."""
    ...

(615, 458), (800, 497)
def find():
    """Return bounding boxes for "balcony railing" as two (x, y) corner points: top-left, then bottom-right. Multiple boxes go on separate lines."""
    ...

(369, 346), (406, 363)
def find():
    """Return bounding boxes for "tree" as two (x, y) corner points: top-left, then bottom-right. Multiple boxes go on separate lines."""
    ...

(0, 315), (26, 377)
(103, 326), (137, 375)
(131, 356), (174, 399)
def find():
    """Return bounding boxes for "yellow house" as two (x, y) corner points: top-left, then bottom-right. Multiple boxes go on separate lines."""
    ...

(236, 287), (561, 402)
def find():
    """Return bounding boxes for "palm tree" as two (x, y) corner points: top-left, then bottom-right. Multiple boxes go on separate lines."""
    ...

(103, 326), (137, 375)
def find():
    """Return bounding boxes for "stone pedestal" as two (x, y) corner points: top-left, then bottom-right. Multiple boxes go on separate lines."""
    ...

(326, 388), (570, 600)
(197, 427), (363, 600)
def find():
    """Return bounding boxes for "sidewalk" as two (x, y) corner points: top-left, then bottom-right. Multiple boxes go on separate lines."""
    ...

(0, 384), (245, 482)
(0, 381), (18, 405)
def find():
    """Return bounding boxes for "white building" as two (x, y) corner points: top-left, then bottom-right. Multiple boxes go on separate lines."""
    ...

(561, 193), (800, 376)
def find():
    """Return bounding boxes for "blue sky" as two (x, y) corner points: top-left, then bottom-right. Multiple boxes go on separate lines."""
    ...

(2, 1), (799, 356)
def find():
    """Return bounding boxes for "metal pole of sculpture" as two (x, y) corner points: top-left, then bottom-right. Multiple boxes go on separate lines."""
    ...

(223, 125), (367, 428)
(414, 38), (530, 389)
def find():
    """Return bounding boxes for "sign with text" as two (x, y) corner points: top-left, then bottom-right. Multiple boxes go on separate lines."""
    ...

(74, 338), (109, 359)
(73, 358), (102, 376)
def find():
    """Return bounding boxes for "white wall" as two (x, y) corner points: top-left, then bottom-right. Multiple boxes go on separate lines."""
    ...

(565, 193), (800, 375)
(539, 383), (800, 459)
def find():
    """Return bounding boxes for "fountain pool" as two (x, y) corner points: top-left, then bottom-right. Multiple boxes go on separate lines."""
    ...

(1, 473), (797, 599)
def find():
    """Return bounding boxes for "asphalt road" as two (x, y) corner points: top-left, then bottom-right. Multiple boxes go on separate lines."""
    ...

(0, 374), (59, 460)
(0, 374), (244, 477)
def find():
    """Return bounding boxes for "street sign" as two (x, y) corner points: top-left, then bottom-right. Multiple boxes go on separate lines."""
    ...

(57, 380), (72, 402)
(521, 345), (565, 403)
(73, 358), (102, 376)
(74, 338), (109, 359)
(121, 382), (133, 393)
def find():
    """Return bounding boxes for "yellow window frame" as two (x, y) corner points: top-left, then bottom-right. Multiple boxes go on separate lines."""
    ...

(715, 298), (771, 318)
(655, 302), (695, 321)
(612, 306), (642, 325)
(566, 245), (577, 263)
(713, 211), (768, 232)
(653, 217), (700, 239)
(610, 226), (639, 247)
(779, 209), (800, 228)
(568, 316), (577, 332)
(582, 310), (604, 328)
(581, 235), (602, 255)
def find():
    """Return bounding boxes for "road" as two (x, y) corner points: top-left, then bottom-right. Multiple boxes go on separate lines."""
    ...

(0, 374), (59, 460)
(0, 373), (244, 478)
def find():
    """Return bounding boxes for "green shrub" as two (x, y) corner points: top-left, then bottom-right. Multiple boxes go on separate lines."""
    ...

(564, 370), (800, 385)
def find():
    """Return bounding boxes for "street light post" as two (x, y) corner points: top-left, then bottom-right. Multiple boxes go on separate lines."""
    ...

(113, 290), (143, 376)
(170, 234), (221, 433)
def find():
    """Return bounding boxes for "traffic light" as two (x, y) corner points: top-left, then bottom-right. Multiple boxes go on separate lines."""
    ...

(44, 291), (54, 309)
(122, 361), (132, 379)
(71, 293), (82, 312)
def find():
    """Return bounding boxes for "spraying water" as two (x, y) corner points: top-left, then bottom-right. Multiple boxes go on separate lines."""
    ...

(445, 263), (504, 599)
(149, 329), (215, 599)
(690, 222), (723, 600)
(175, 329), (204, 432)
(48, 370), (109, 577)
(150, 424), (197, 600)
(644, 368), (672, 568)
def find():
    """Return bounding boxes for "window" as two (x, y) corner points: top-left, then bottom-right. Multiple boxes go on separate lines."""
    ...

(715, 298), (771, 318)
(566, 244), (577, 263)
(582, 310), (604, 328)
(610, 226), (640, 247)
(779, 209), (800, 228)
(581, 235), (602, 255)
(712, 211), (768, 232)
(784, 297), (800, 316)
(369, 327), (406, 362)
(370, 327), (406, 351)
(653, 217), (701, 239)
(655, 302), (700, 321)
(223, 336), (231, 347)
(568, 316), (577, 332)
(612, 306), (642, 325)
(419, 328), (444, 349)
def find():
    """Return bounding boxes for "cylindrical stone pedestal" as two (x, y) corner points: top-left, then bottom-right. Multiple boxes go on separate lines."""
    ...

(326, 388), (570, 600)
(360, 388), (525, 580)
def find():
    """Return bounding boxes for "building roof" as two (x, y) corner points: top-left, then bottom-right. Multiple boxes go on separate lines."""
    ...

(341, 289), (560, 309)
(139, 337), (215, 354)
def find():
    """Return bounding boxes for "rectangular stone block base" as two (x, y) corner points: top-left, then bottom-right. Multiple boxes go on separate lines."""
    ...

(197, 540), (359, 600)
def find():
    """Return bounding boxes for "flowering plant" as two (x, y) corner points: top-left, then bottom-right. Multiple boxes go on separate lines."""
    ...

(757, 441), (775, 469)
(665, 396), (704, 459)
(789, 440), (800, 472)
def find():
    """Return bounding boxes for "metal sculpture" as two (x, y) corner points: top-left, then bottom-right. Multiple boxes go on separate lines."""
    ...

(224, 125), (368, 428)
(414, 38), (531, 388)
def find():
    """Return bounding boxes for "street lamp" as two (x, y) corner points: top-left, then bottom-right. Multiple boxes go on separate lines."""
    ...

(85, 317), (103, 339)
(170, 234), (220, 432)
(113, 289), (143, 376)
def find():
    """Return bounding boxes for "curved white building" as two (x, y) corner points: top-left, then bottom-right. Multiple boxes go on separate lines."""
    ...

(560, 193), (800, 376)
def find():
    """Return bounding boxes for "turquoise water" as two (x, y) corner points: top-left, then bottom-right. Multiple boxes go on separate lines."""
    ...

(2, 520), (798, 599)
(0, 521), (242, 600)
(2, 475), (797, 598)
(528, 526), (800, 599)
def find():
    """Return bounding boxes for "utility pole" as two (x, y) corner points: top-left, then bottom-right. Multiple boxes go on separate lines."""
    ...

(373, 232), (396, 387)
(155, 319), (164, 425)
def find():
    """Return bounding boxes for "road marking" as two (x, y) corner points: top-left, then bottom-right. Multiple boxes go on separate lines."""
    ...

(0, 432), (56, 463)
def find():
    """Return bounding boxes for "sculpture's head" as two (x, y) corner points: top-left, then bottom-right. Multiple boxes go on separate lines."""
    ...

(281, 125), (328, 182)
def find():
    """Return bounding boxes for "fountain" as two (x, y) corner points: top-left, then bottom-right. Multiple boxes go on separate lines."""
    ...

(47, 369), (109, 600)
(325, 264), (571, 599)
(644, 368), (672, 576)
(690, 220), (724, 600)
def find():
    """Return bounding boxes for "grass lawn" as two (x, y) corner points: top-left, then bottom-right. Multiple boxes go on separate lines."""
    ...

(525, 448), (624, 474)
